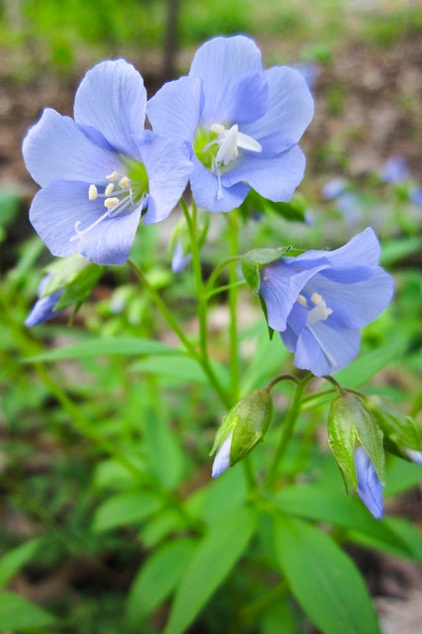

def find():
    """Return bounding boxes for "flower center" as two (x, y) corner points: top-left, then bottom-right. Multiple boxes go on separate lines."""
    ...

(194, 123), (262, 200)
(70, 161), (148, 242)
(297, 292), (333, 326)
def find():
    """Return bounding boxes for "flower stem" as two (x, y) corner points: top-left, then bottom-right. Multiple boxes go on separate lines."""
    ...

(227, 210), (240, 401)
(128, 256), (231, 408)
(264, 376), (310, 488)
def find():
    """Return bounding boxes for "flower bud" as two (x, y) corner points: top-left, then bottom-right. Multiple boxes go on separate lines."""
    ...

(211, 389), (273, 477)
(368, 397), (422, 465)
(328, 392), (385, 517)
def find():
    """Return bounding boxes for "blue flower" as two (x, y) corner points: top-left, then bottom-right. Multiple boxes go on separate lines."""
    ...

(379, 156), (409, 183)
(171, 239), (192, 273)
(354, 446), (383, 519)
(22, 60), (192, 265)
(147, 36), (314, 213)
(25, 275), (64, 327)
(410, 187), (422, 207)
(259, 228), (394, 376)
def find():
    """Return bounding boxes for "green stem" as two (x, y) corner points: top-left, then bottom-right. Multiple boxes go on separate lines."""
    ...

(129, 231), (231, 409)
(227, 210), (240, 401)
(264, 376), (310, 488)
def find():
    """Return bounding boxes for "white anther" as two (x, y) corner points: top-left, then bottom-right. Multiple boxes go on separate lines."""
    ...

(105, 183), (115, 197)
(106, 171), (120, 181)
(104, 197), (120, 209)
(311, 292), (323, 305)
(297, 294), (308, 307)
(119, 176), (131, 189)
(210, 123), (225, 135)
(307, 295), (333, 326)
(88, 184), (98, 200)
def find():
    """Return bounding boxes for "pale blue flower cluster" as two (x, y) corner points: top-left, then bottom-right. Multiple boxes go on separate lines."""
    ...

(23, 37), (314, 266)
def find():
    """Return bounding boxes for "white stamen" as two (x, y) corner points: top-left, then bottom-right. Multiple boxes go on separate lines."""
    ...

(70, 209), (112, 241)
(210, 123), (225, 135)
(106, 171), (120, 181)
(88, 184), (98, 200)
(105, 183), (115, 197)
(119, 176), (131, 189)
(297, 294), (308, 307)
(311, 292), (323, 305)
(307, 293), (333, 326)
(104, 197), (120, 209)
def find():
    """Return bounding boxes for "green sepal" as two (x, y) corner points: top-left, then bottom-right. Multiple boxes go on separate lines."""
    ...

(328, 392), (385, 490)
(210, 389), (273, 467)
(241, 246), (294, 293)
(368, 397), (422, 459)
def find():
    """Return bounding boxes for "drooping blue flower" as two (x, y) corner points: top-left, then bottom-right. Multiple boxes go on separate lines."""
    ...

(259, 228), (394, 376)
(147, 36), (314, 213)
(25, 275), (64, 327)
(354, 446), (383, 519)
(22, 60), (192, 265)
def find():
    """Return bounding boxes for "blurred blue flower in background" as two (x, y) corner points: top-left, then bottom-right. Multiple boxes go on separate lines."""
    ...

(259, 228), (394, 376)
(23, 60), (192, 265)
(25, 275), (64, 327)
(171, 239), (192, 273)
(148, 35), (314, 212)
(354, 446), (383, 519)
(379, 155), (409, 183)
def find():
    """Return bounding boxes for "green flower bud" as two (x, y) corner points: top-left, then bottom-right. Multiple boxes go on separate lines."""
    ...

(328, 392), (385, 489)
(211, 389), (273, 477)
(368, 397), (422, 464)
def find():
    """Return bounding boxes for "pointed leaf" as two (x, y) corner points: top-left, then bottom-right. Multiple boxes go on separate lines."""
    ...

(0, 591), (56, 630)
(164, 506), (257, 634)
(125, 538), (196, 632)
(274, 516), (380, 634)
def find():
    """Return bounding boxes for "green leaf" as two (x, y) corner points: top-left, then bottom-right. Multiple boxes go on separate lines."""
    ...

(369, 397), (422, 455)
(0, 537), (43, 588)
(335, 335), (409, 388)
(164, 506), (257, 634)
(130, 355), (229, 387)
(24, 337), (183, 362)
(274, 485), (412, 558)
(125, 538), (196, 632)
(92, 491), (162, 532)
(0, 188), (21, 228)
(274, 516), (380, 634)
(143, 412), (185, 489)
(0, 591), (56, 630)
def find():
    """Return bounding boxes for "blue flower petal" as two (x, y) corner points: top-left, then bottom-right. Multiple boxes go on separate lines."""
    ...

(313, 269), (393, 328)
(25, 276), (64, 327)
(325, 227), (381, 268)
(260, 257), (330, 331)
(242, 66), (314, 152)
(212, 432), (233, 478)
(74, 59), (147, 158)
(147, 76), (203, 143)
(22, 109), (122, 187)
(189, 35), (263, 125)
(29, 180), (141, 264)
(139, 131), (192, 224)
(290, 321), (361, 376)
(354, 447), (384, 519)
(224, 145), (306, 202)
(190, 156), (250, 212)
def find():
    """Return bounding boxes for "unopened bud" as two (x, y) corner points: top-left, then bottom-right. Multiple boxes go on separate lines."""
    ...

(211, 389), (273, 477)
